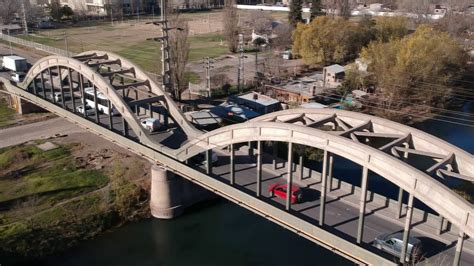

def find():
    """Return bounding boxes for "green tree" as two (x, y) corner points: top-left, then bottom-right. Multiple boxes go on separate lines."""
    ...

(374, 16), (409, 42)
(310, 0), (324, 20)
(361, 25), (466, 110)
(292, 16), (373, 66)
(289, 0), (303, 28)
(49, 1), (63, 21)
(61, 5), (74, 19)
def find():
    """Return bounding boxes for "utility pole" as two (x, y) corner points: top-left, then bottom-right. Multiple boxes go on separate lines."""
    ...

(21, 0), (28, 35)
(237, 33), (243, 93)
(203, 57), (214, 98)
(7, 29), (13, 55)
(64, 31), (69, 57)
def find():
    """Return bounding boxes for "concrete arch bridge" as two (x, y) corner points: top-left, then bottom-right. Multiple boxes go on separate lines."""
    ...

(1, 51), (473, 266)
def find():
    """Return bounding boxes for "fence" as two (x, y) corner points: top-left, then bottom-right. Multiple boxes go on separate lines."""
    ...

(0, 33), (74, 57)
(0, 33), (162, 83)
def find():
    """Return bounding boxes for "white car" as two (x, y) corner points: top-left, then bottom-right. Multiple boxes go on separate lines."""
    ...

(49, 92), (71, 103)
(11, 72), (26, 83)
(76, 104), (95, 116)
(140, 118), (161, 132)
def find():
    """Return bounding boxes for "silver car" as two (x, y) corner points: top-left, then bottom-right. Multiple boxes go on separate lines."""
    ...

(373, 233), (422, 262)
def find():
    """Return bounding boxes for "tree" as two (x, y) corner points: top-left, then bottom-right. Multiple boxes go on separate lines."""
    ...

(310, 0), (325, 20)
(223, 0), (239, 53)
(271, 22), (292, 50)
(25, 4), (46, 26)
(168, 13), (190, 101)
(360, 25), (466, 111)
(61, 5), (74, 19)
(373, 16), (409, 42)
(49, 0), (63, 21)
(247, 11), (273, 35)
(292, 16), (373, 66)
(324, 0), (352, 18)
(289, 0), (303, 28)
(0, 0), (20, 24)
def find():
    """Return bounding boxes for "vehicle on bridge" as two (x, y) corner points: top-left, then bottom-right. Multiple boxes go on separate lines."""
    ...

(373, 232), (422, 262)
(193, 151), (219, 165)
(268, 183), (303, 204)
(140, 118), (161, 132)
(10, 72), (26, 83)
(49, 92), (71, 103)
(76, 104), (95, 116)
(2, 55), (28, 72)
(84, 87), (120, 116)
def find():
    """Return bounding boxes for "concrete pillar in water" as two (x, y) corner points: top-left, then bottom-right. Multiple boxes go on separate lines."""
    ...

(150, 165), (183, 219)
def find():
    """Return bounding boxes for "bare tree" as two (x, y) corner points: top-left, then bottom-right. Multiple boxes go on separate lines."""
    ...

(168, 13), (190, 101)
(271, 22), (292, 51)
(223, 0), (239, 53)
(0, 0), (20, 24)
(246, 11), (273, 35)
(324, 0), (352, 18)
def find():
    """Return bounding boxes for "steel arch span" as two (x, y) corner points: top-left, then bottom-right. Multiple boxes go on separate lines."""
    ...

(252, 108), (474, 183)
(176, 122), (474, 239)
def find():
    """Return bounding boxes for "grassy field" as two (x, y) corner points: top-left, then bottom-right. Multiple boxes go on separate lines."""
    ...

(0, 141), (149, 257)
(0, 98), (15, 128)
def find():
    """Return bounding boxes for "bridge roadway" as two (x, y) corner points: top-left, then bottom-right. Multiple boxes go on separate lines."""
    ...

(1, 50), (473, 265)
(188, 146), (474, 266)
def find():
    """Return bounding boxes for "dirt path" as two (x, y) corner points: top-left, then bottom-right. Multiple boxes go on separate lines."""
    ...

(0, 117), (85, 149)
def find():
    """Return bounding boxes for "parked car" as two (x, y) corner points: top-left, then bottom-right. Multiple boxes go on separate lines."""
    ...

(373, 233), (422, 262)
(76, 104), (95, 116)
(10, 72), (26, 83)
(268, 183), (302, 204)
(140, 118), (161, 132)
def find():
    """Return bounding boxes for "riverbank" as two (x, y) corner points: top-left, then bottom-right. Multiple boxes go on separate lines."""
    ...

(0, 134), (151, 258)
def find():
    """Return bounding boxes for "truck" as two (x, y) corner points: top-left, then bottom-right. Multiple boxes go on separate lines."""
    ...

(2, 56), (28, 72)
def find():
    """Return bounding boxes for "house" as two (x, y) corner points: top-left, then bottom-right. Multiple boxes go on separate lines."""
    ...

(228, 92), (281, 115)
(264, 72), (326, 105)
(323, 64), (345, 88)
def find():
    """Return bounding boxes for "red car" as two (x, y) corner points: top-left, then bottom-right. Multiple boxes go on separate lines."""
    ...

(268, 183), (303, 204)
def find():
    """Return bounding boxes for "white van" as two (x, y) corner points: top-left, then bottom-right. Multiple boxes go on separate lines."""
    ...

(11, 72), (26, 83)
(140, 118), (161, 132)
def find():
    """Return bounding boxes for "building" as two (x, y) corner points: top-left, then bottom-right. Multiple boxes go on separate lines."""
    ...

(264, 72), (325, 105)
(323, 64), (345, 88)
(229, 92), (281, 115)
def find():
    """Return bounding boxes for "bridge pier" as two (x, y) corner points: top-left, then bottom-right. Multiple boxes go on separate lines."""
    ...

(256, 141), (262, 197)
(286, 142), (293, 211)
(4, 95), (44, 114)
(319, 150), (329, 226)
(400, 193), (414, 264)
(272, 141), (278, 170)
(396, 187), (404, 218)
(357, 166), (369, 244)
(150, 165), (183, 219)
(454, 230), (465, 266)
(230, 144), (235, 185)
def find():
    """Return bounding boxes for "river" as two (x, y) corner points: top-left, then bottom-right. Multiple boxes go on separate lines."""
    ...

(7, 102), (474, 266)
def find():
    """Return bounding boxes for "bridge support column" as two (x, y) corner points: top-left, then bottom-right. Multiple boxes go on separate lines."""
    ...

(328, 154), (334, 191)
(438, 215), (445, 235)
(256, 141), (262, 197)
(107, 100), (113, 130)
(319, 150), (329, 226)
(93, 85), (100, 124)
(248, 141), (254, 158)
(150, 165), (183, 219)
(40, 71), (47, 99)
(58, 66), (66, 109)
(272, 142), (277, 170)
(298, 155), (304, 180)
(67, 68), (75, 112)
(286, 142), (293, 211)
(453, 230), (465, 266)
(149, 104), (153, 118)
(122, 119), (128, 137)
(396, 187), (404, 219)
(230, 144), (235, 185)
(400, 193), (414, 264)
(206, 149), (212, 175)
(357, 166), (369, 244)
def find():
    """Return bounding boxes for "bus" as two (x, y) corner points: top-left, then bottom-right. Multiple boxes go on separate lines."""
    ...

(83, 87), (120, 116)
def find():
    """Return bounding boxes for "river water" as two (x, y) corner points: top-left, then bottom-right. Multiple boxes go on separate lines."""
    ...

(7, 102), (474, 266)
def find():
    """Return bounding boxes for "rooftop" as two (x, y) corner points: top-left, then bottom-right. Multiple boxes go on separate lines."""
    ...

(324, 64), (345, 74)
(186, 110), (222, 127)
(235, 92), (280, 107)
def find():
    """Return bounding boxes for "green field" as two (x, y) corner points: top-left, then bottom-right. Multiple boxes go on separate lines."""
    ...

(0, 142), (148, 256)
(0, 98), (15, 128)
